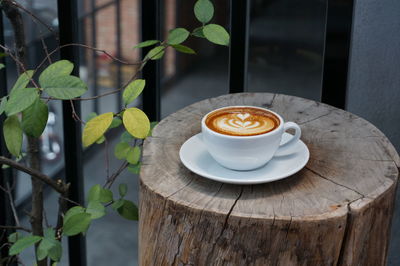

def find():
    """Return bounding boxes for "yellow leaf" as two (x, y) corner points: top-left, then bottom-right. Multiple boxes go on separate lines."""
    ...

(82, 112), (114, 147)
(122, 108), (150, 139)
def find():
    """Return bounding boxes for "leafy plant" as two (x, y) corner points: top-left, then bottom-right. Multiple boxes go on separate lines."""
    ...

(0, 0), (229, 265)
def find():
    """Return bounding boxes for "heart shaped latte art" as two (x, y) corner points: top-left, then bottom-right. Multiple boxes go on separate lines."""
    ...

(236, 113), (250, 121)
(205, 107), (279, 136)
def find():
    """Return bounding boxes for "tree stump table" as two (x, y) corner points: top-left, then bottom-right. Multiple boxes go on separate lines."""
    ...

(139, 93), (399, 266)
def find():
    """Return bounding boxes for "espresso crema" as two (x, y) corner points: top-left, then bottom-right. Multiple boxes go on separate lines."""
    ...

(205, 107), (280, 136)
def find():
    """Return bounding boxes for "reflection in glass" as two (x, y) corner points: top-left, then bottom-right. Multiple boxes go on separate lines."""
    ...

(248, 0), (326, 101)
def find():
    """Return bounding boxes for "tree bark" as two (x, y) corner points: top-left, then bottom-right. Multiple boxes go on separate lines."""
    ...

(1, 2), (46, 265)
(139, 93), (399, 266)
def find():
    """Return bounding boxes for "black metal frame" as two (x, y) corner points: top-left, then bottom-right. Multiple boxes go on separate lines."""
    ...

(141, 0), (161, 121)
(0, 0), (354, 264)
(321, 0), (354, 109)
(229, 0), (251, 94)
(0, 11), (14, 263)
(57, 1), (87, 265)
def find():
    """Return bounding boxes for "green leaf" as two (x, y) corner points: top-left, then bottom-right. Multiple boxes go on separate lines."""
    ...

(82, 112), (114, 147)
(64, 206), (85, 224)
(133, 40), (159, 48)
(109, 117), (122, 129)
(192, 27), (205, 38)
(123, 79), (145, 105)
(119, 183), (128, 198)
(88, 184), (113, 203)
(145, 46), (165, 60)
(44, 228), (55, 239)
(95, 135), (106, 144)
(5, 87), (38, 116)
(39, 60), (74, 87)
(127, 162), (141, 174)
(21, 98), (49, 137)
(123, 108), (150, 139)
(36, 238), (51, 260)
(43, 75), (88, 99)
(88, 184), (102, 202)
(203, 24), (230, 46)
(47, 240), (62, 262)
(8, 232), (20, 243)
(85, 112), (97, 122)
(194, 0), (214, 23)
(9, 235), (42, 256)
(36, 228), (61, 261)
(101, 189), (115, 203)
(120, 131), (134, 143)
(147, 121), (158, 137)
(9, 70), (34, 95)
(167, 28), (190, 45)
(3, 115), (23, 156)
(171, 44), (196, 54)
(0, 63), (4, 70)
(117, 200), (138, 221)
(0, 96), (7, 115)
(62, 213), (91, 236)
(126, 146), (141, 165)
(114, 142), (131, 160)
(112, 199), (124, 210)
(86, 201), (106, 219)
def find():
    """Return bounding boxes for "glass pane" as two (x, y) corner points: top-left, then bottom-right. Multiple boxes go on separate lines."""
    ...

(248, 0), (327, 101)
(161, 0), (230, 118)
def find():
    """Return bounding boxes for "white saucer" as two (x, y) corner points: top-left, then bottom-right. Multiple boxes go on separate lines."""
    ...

(179, 133), (310, 185)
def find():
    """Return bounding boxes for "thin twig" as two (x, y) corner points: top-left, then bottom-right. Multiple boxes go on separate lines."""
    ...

(69, 100), (85, 124)
(9, 0), (57, 37)
(60, 196), (82, 207)
(0, 156), (68, 194)
(0, 225), (32, 233)
(68, 55), (148, 101)
(6, 182), (20, 227)
(41, 38), (52, 65)
(104, 161), (129, 189)
(0, 44), (40, 88)
(35, 43), (143, 73)
(42, 210), (49, 228)
(104, 138), (110, 179)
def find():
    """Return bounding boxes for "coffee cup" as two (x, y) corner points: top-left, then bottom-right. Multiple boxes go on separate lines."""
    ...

(201, 106), (301, 171)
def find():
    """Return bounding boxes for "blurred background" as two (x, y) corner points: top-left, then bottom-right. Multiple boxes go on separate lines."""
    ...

(1, 0), (399, 265)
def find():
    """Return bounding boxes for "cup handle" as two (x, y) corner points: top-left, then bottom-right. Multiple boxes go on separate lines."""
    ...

(276, 122), (301, 154)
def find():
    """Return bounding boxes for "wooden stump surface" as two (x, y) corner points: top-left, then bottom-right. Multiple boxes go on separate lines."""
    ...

(139, 93), (399, 266)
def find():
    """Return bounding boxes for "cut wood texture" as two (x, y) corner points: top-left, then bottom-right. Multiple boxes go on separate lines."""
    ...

(139, 93), (399, 266)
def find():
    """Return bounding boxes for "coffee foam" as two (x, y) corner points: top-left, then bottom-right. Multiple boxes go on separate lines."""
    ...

(205, 107), (280, 136)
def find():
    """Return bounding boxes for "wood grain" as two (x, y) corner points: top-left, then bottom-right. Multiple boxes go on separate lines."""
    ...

(139, 93), (399, 266)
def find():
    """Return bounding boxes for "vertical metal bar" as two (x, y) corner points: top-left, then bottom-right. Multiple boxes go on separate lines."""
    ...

(228, 0), (250, 94)
(0, 13), (15, 264)
(91, 0), (99, 114)
(320, 0), (354, 109)
(141, 0), (161, 121)
(56, 1), (87, 266)
(116, 0), (123, 110)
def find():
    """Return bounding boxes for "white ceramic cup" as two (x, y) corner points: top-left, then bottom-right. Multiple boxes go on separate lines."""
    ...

(201, 106), (301, 171)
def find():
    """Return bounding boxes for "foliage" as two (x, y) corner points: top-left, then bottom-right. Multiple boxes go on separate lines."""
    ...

(1, 0), (230, 264)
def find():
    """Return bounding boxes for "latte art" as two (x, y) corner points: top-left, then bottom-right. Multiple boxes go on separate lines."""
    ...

(206, 107), (280, 136)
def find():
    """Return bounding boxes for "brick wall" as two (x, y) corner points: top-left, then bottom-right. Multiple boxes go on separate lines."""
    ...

(83, 0), (176, 88)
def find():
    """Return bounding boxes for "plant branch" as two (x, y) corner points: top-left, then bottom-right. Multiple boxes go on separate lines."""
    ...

(104, 161), (129, 189)
(0, 225), (31, 233)
(35, 43), (143, 73)
(7, 0), (57, 37)
(0, 156), (68, 194)
(5, 182), (20, 227)
(0, 44), (40, 88)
